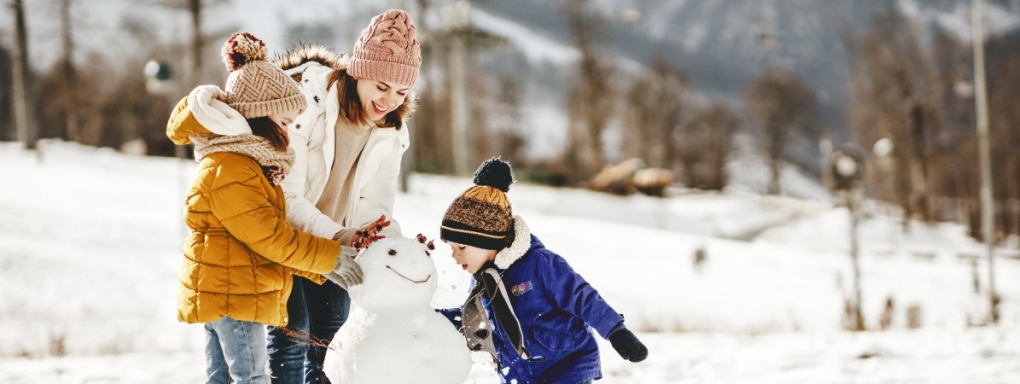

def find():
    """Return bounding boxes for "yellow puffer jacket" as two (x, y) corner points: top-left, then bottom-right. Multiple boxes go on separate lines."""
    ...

(167, 94), (340, 327)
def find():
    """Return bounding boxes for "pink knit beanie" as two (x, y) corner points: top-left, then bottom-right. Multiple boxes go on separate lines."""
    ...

(348, 9), (422, 87)
(221, 32), (307, 119)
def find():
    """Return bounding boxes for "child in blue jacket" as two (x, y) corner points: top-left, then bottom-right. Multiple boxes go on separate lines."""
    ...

(439, 158), (648, 384)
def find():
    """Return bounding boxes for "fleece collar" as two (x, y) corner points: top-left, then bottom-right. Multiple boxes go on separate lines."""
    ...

(494, 216), (531, 270)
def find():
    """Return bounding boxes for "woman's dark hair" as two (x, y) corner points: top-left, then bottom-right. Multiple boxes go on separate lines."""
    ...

(327, 68), (410, 129)
(247, 116), (289, 152)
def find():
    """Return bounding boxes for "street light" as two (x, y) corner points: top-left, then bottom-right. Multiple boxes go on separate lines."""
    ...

(830, 142), (866, 331)
(144, 60), (173, 94)
(831, 143), (864, 191)
(143, 59), (185, 159)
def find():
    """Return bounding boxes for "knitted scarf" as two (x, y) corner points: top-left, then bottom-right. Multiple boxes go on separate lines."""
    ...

(191, 134), (295, 186)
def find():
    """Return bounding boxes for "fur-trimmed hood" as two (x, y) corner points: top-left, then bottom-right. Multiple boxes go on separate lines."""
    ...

(494, 216), (531, 269)
(275, 44), (346, 73)
(166, 85), (252, 146)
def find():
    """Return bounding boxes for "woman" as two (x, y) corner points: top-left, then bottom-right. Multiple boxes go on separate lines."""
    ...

(269, 9), (421, 384)
(166, 32), (380, 383)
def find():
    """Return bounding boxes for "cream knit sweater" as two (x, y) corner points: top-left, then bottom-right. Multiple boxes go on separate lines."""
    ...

(313, 116), (374, 245)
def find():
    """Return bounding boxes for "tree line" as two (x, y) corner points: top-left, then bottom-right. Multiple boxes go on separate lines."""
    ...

(845, 6), (1020, 244)
(4, 1), (1020, 244)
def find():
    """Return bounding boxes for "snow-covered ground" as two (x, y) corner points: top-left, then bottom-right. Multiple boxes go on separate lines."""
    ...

(1, 141), (1019, 383)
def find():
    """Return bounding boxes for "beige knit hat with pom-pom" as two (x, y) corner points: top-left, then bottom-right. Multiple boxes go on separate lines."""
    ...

(348, 9), (421, 87)
(221, 32), (306, 119)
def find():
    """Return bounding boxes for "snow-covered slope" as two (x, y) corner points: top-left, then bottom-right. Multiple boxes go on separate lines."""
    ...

(1, 141), (1019, 383)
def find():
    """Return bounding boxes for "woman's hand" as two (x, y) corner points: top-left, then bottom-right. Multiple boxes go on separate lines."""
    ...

(350, 215), (391, 250)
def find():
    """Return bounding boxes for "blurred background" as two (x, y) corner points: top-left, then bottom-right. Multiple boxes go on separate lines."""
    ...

(3, 0), (1020, 382)
(4, 0), (1020, 224)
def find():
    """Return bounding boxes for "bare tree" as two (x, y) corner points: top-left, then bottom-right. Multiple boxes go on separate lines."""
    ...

(624, 54), (687, 170)
(744, 69), (818, 195)
(59, 0), (79, 141)
(0, 43), (13, 141)
(680, 103), (740, 190)
(846, 8), (942, 225)
(844, 6), (1020, 253)
(986, 36), (1020, 241)
(491, 75), (527, 164)
(563, 0), (616, 181)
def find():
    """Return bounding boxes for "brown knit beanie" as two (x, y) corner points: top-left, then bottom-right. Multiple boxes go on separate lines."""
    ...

(441, 158), (515, 250)
(221, 32), (307, 119)
(348, 9), (422, 87)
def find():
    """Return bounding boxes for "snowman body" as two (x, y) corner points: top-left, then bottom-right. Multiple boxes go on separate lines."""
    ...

(323, 237), (472, 384)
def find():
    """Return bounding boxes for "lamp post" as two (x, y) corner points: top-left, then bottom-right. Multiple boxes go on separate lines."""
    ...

(831, 142), (866, 331)
(971, 0), (998, 324)
(145, 59), (187, 238)
(10, 0), (38, 151)
(144, 59), (182, 158)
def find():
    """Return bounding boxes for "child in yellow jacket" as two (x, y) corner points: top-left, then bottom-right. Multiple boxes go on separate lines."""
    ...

(166, 32), (386, 383)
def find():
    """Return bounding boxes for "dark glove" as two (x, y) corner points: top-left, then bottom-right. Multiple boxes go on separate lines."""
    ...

(609, 328), (648, 362)
(325, 245), (362, 289)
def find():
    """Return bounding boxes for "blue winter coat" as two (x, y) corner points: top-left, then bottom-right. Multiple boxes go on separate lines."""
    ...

(445, 217), (626, 384)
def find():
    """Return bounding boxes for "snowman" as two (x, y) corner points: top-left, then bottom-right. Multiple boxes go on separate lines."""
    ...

(323, 235), (473, 384)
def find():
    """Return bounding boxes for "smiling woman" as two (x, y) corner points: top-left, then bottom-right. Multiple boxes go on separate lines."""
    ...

(262, 9), (425, 383)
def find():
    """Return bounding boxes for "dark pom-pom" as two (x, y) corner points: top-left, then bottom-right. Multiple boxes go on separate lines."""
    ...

(222, 32), (267, 72)
(473, 157), (514, 192)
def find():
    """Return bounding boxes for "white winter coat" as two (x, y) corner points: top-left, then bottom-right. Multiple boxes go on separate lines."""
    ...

(280, 55), (412, 240)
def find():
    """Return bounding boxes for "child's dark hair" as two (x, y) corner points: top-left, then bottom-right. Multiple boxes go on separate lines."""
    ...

(503, 229), (516, 249)
(247, 117), (289, 152)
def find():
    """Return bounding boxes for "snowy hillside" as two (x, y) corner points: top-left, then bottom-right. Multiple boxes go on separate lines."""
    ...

(1, 141), (1019, 383)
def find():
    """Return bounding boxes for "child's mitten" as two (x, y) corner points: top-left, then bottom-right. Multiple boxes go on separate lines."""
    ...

(609, 328), (648, 362)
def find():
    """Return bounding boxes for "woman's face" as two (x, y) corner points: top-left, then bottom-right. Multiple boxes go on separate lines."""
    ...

(447, 241), (497, 275)
(355, 78), (410, 123)
(267, 109), (300, 132)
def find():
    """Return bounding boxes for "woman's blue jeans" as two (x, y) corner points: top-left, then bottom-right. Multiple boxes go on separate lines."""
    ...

(205, 316), (271, 384)
(267, 276), (351, 384)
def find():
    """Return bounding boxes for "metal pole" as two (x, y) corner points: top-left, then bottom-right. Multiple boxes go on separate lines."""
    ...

(9, 0), (37, 150)
(849, 191), (864, 331)
(448, 31), (469, 176)
(971, 0), (998, 323)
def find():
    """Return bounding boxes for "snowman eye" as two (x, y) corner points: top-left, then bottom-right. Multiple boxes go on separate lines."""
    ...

(388, 249), (397, 256)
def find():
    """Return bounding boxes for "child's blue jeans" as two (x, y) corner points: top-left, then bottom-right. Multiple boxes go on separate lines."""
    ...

(267, 276), (351, 384)
(204, 316), (271, 384)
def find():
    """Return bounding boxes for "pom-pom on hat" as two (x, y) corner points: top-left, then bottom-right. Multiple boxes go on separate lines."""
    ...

(221, 32), (306, 119)
(348, 9), (422, 87)
(441, 158), (516, 250)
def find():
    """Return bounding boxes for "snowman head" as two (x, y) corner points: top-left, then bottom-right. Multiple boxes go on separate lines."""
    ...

(348, 234), (438, 311)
